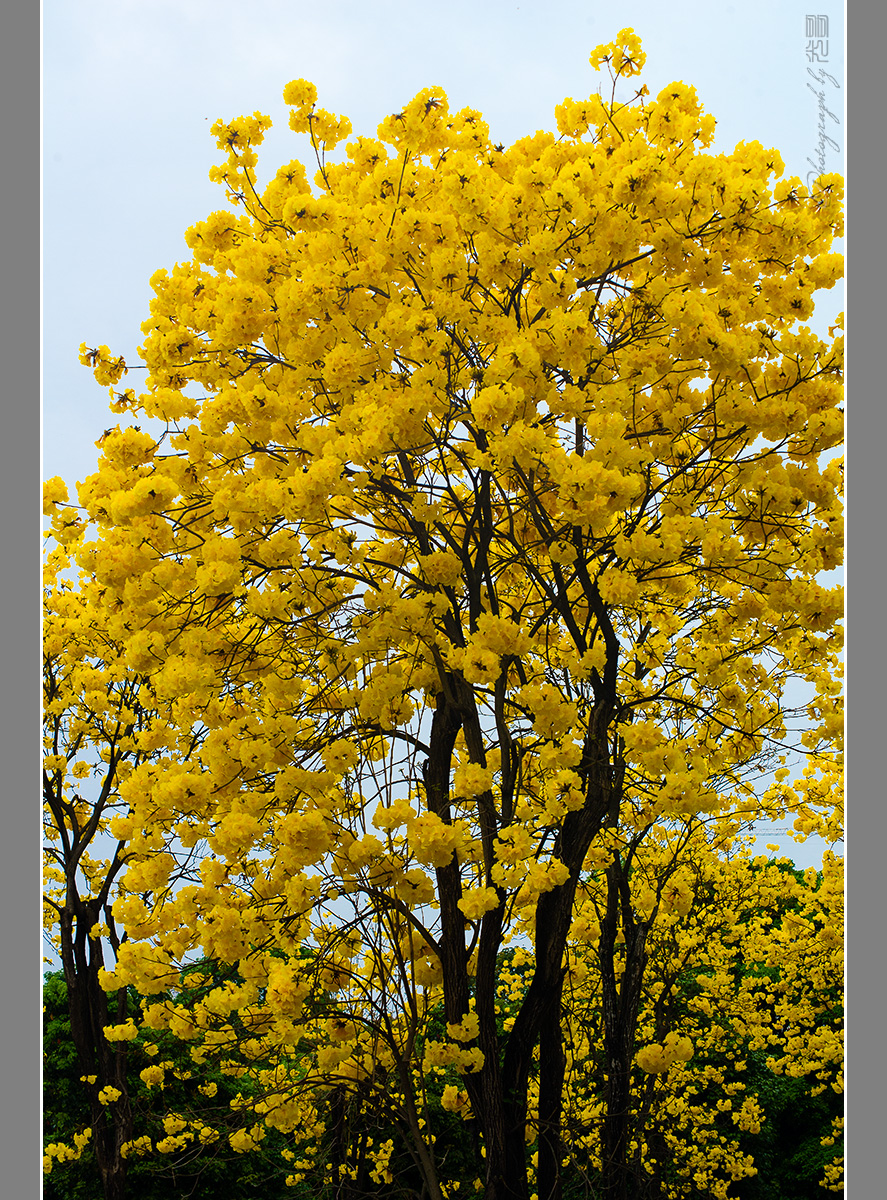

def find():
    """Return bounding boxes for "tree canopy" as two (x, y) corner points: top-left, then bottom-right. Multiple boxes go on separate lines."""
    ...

(44, 29), (843, 1200)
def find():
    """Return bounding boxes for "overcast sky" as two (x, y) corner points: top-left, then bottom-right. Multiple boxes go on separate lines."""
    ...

(42, 0), (844, 868)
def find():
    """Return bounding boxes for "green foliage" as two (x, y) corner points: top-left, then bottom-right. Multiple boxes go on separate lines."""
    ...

(43, 971), (294, 1200)
(45, 935), (842, 1200)
(44, 973), (95, 1200)
(732, 1053), (843, 1200)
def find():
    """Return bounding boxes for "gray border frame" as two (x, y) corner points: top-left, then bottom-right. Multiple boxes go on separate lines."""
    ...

(3, 0), (40, 1193)
(846, 1), (877, 1194)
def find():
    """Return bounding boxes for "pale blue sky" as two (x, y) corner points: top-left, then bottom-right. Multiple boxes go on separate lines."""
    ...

(42, 0), (844, 868)
(43, 0), (844, 486)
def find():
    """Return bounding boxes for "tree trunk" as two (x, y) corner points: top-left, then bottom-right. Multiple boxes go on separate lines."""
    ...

(424, 683), (619, 1200)
(537, 972), (566, 1200)
(598, 857), (649, 1200)
(60, 900), (133, 1200)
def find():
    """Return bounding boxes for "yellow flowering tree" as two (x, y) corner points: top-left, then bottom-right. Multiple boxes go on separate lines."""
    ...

(56, 28), (843, 1200)
(42, 525), (144, 1200)
(558, 814), (843, 1197)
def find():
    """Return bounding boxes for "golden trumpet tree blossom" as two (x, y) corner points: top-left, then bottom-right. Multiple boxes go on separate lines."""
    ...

(52, 29), (842, 1200)
(559, 817), (844, 1197)
(43, 533), (153, 1200)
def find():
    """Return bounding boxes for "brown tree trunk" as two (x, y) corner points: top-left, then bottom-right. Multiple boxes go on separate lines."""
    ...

(60, 900), (133, 1200)
(598, 856), (649, 1200)
(424, 676), (620, 1200)
(537, 971), (566, 1200)
(426, 688), (524, 1200)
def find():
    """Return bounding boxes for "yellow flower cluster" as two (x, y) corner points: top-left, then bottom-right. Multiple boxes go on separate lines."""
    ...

(458, 886), (500, 920)
(446, 1012), (480, 1043)
(79, 342), (127, 386)
(441, 1085), (472, 1118)
(43, 1129), (92, 1174)
(589, 28), (647, 77)
(636, 1033), (694, 1074)
(409, 812), (471, 868)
